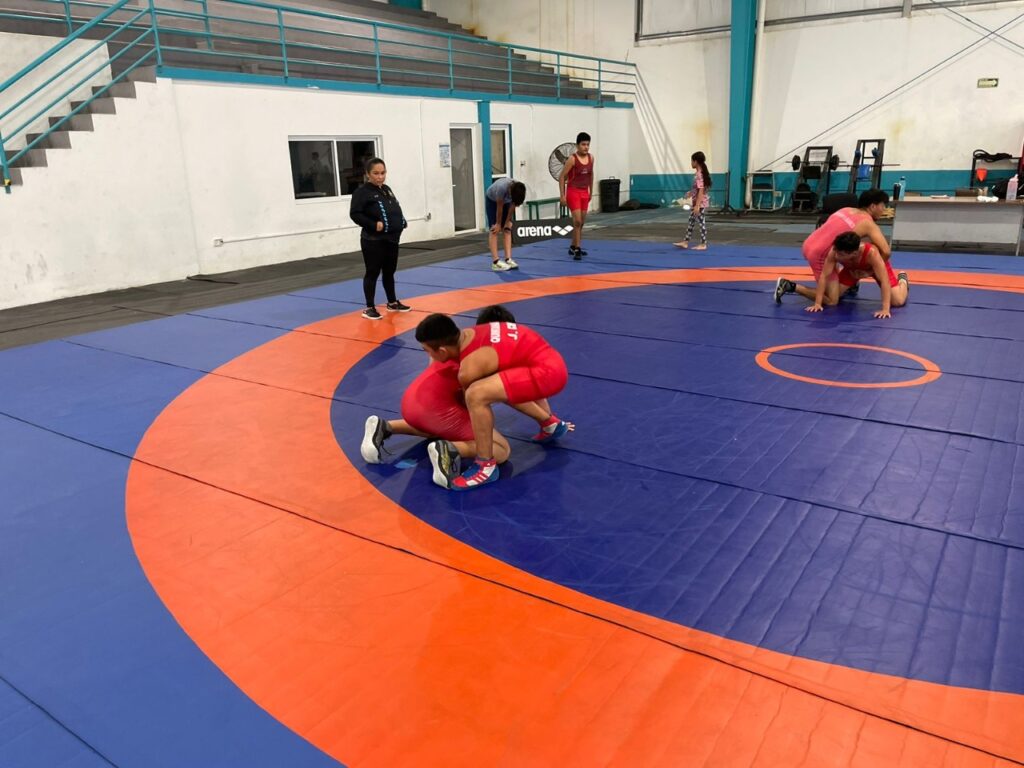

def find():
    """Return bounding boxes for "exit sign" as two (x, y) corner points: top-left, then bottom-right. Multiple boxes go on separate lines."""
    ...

(977, 78), (999, 88)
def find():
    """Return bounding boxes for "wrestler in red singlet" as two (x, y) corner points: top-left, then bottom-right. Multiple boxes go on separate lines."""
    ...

(837, 242), (899, 289)
(400, 361), (474, 442)
(458, 321), (568, 404)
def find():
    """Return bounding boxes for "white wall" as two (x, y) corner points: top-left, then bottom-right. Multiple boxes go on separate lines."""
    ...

(0, 77), (198, 308)
(170, 83), (479, 275)
(752, 5), (1024, 172)
(0, 31), (112, 153)
(490, 101), (633, 200)
(427, 0), (1024, 178)
(0, 51), (634, 309)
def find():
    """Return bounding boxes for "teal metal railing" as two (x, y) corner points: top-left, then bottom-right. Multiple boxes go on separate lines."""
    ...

(1, 0), (636, 191)
(0, 0), (157, 190)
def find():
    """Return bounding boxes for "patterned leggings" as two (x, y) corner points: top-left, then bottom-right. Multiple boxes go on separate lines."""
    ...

(685, 208), (708, 244)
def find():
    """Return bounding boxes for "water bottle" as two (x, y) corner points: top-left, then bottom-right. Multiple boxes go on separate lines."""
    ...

(1007, 174), (1019, 201)
(898, 176), (907, 201)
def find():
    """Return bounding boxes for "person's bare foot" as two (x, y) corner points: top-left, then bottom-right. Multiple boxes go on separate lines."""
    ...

(693, 244), (707, 251)
(673, 242), (689, 249)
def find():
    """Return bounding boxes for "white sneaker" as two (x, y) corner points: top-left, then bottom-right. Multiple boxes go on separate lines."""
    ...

(504, 258), (518, 270)
(491, 260), (510, 271)
(361, 415), (389, 463)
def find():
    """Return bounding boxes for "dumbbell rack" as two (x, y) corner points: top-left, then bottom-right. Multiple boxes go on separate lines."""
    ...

(791, 145), (837, 212)
(847, 139), (886, 195)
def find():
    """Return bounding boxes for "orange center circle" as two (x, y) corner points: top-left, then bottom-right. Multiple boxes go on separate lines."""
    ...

(755, 342), (942, 389)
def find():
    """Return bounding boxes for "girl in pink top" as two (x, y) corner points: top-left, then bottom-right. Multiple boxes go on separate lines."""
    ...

(675, 151), (712, 250)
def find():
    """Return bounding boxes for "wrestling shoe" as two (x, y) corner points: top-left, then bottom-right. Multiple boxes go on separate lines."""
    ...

(451, 458), (500, 491)
(845, 282), (859, 298)
(492, 260), (510, 271)
(570, 246), (583, 261)
(427, 439), (461, 489)
(361, 415), (392, 464)
(503, 258), (519, 270)
(532, 416), (571, 443)
(773, 277), (796, 304)
(898, 271), (909, 296)
(386, 301), (411, 312)
(362, 307), (382, 320)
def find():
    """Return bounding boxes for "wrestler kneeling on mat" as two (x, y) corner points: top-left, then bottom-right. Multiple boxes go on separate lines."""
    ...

(361, 306), (515, 488)
(807, 231), (909, 320)
(413, 307), (573, 491)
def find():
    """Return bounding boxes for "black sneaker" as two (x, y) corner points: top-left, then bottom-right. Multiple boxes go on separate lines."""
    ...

(897, 272), (909, 296)
(773, 277), (796, 304)
(386, 301), (411, 312)
(427, 439), (461, 489)
(845, 282), (859, 299)
(360, 415), (391, 464)
(362, 307), (382, 320)
(576, 246), (588, 257)
(571, 247), (582, 261)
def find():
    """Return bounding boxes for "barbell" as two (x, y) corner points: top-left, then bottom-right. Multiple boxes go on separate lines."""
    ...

(791, 153), (841, 172)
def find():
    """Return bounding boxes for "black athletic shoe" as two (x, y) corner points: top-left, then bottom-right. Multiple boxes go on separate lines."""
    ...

(360, 415), (391, 464)
(386, 301), (411, 312)
(427, 439), (461, 489)
(576, 246), (588, 257)
(897, 272), (909, 297)
(845, 282), (859, 298)
(773, 277), (796, 304)
(571, 247), (582, 261)
(362, 307), (382, 320)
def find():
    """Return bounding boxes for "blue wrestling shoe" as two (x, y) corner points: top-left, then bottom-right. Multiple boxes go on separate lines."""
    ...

(532, 418), (570, 443)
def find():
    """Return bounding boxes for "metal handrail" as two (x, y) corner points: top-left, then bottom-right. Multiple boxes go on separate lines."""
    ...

(1, 0), (636, 192)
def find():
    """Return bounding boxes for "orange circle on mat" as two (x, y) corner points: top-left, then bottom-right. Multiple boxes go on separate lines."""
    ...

(755, 342), (942, 388)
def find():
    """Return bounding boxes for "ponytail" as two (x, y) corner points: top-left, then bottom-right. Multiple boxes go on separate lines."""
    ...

(692, 151), (712, 189)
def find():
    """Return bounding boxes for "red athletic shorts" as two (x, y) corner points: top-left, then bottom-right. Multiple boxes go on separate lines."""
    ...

(401, 362), (474, 442)
(565, 186), (591, 213)
(838, 261), (899, 288)
(498, 347), (569, 405)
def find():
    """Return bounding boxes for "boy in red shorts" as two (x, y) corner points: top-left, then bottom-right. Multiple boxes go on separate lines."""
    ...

(414, 308), (572, 490)
(806, 231), (909, 319)
(361, 306), (513, 488)
(559, 132), (594, 260)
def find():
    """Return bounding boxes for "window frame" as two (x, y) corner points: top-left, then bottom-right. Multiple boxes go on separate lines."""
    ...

(287, 134), (382, 204)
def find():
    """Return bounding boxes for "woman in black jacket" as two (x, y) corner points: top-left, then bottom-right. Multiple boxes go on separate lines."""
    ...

(349, 157), (409, 320)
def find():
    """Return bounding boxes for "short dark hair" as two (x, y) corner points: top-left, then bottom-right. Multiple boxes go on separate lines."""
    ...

(476, 305), (516, 324)
(833, 231), (861, 253)
(415, 313), (460, 348)
(363, 156), (386, 174)
(576, 132), (591, 144)
(510, 181), (526, 206)
(858, 188), (889, 208)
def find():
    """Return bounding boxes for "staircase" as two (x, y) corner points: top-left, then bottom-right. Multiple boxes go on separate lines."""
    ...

(1, 0), (623, 100)
(1, 0), (634, 189)
(5, 70), (151, 186)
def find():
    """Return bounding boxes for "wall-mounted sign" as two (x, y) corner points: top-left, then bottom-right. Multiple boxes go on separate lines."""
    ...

(439, 143), (451, 167)
(977, 78), (999, 88)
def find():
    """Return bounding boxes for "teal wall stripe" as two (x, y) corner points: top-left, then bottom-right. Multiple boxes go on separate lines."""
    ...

(728, 0), (757, 211)
(628, 170), (1012, 207)
(389, 0), (422, 9)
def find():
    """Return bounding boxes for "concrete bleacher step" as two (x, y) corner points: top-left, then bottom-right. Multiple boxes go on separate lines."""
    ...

(2, 0), (612, 101)
(25, 129), (72, 150)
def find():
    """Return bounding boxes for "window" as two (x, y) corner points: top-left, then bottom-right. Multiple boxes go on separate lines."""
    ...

(288, 137), (379, 200)
(490, 126), (510, 178)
